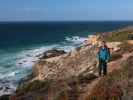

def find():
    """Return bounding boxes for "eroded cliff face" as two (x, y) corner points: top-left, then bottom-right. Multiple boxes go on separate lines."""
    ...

(33, 45), (98, 80)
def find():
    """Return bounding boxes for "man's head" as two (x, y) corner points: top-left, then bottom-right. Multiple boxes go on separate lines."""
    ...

(101, 41), (106, 48)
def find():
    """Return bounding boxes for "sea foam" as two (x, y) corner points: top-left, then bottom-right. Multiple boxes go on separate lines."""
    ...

(0, 35), (86, 96)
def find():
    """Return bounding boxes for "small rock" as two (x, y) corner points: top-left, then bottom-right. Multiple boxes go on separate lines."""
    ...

(35, 54), (42, 57)
(23, 60), (27, 63)
(40, 49), (66, 59)
(18, 63), (22, 65)
(0, 87), (3, 91)
(26, 54), (32, 57)
(5, 87), (10, 90)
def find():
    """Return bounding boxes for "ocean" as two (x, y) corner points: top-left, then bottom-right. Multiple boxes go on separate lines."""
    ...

(0, 21), (133, 95)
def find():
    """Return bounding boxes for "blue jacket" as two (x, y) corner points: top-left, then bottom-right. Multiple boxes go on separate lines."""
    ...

(97, 47), (110, 61)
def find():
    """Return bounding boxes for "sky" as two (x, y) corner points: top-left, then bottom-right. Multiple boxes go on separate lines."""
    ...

(0, 0), (133, 21)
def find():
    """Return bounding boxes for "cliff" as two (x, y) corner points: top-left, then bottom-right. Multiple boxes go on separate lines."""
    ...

(11, 26), (133, 100)
(33, 45), (98, 81)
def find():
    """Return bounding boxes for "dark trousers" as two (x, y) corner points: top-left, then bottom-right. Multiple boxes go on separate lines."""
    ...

(98, 59), (107, 76)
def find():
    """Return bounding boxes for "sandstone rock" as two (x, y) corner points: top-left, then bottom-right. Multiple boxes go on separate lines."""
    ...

(87, 35), (103, 46)
(107, 42), (122, 53)
(33, 45), (98, 80)
(127, 40), (133, 45)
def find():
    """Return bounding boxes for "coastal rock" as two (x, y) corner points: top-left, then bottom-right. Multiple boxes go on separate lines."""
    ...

(39, 49), (66, 59)
(107, 42), (122, 52)
(127, 40), (133, 45)
(33, 45), (98, 80)
(87, 35), (101, 46)
(0, 87), (3, 91)
(81, 35), (103, 47)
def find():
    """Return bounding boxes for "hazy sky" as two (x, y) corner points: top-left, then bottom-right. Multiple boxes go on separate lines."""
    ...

(0, 0), (133, 21)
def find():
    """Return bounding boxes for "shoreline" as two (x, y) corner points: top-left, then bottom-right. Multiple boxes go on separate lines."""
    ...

(1, 25), (133, 99)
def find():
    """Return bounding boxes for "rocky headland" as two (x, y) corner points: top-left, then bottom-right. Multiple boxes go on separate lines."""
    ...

(10, 26), (133, 100)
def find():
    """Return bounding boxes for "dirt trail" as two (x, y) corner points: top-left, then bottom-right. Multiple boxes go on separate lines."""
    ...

(78, 52), (133, 100)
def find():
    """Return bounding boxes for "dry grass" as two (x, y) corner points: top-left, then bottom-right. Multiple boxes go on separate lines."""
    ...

(12, 73), (97, 100)
(86, 56), (133, 100)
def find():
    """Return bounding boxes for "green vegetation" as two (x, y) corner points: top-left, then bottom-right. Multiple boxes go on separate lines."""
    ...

(105, 31), (130, 42)
(105, 26), (133, 42)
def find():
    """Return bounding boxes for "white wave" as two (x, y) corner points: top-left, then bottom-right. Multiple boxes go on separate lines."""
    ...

(0, 38), (84, 80)
(0, 70), (20, 79)
(1, 37), (86, 73)
(65, 36), (87, 44)
(0, 78), (17, 96)
(15, 44), (60, 68)
(0, 37), (87, 96)
(0, 43), (71, 81)
(15, 42), (81, 69)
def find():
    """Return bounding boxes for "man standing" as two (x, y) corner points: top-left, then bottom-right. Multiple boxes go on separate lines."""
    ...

(97, 41), (110, 76)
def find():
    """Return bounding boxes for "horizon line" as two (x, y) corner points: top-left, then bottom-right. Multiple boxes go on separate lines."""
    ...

(1, 20), (133, 23)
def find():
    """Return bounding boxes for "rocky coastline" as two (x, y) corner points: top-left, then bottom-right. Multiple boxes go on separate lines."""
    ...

(6, 26), (133, 100)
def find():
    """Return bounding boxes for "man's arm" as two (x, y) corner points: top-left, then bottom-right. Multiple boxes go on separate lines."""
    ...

(106, 49), (110, 62)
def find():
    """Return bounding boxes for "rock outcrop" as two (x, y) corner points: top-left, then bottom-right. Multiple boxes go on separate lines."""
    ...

(33, 45), (98, 80)
(107, 42), (122, 52)
(39, 49), (66, 59)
